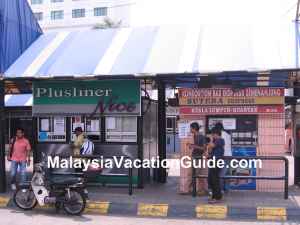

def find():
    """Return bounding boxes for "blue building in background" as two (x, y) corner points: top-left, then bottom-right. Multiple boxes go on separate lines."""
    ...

(0, 0), (42, 73)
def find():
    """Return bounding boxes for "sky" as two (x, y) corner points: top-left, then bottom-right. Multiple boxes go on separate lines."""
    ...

(131, 0), (298, 26)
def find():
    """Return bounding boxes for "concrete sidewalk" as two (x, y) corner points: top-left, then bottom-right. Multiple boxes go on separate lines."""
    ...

(86, 176), (299, 208)
(1, 156), (300, 221)
(1, 176), (300, 221)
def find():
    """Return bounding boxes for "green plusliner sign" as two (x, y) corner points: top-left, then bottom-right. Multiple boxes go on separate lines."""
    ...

(33, 80), (141, 116)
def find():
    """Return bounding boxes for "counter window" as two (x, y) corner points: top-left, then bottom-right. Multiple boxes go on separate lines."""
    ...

(166, 117), (177, 132)
(105, 117), (137, 142)
(71, 116), (101, 141)
(208, 116), (257, 146)
(38, 117), (66, 142)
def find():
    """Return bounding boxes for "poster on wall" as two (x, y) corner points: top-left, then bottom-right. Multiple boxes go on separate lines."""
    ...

(228, 146), (256, 190)
(106, 117), (116, 130)
(40, 119), (49, 132)
(38, 117), (66, 142)
(90, 119), (100, 132)
(53, 117), (65, 134)
(208, 118), (236, 130)
(178, 122), (189, 139)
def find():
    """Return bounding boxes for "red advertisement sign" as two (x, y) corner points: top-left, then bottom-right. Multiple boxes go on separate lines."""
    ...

(179, 87), (284, 98)
(178, 87), (285, 106)
(180, 105), (284, 115)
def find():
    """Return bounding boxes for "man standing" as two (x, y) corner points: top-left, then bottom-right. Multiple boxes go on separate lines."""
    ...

(207, 127), (225, 203)
(73, 127), (85, 156)
(187, 122), (207, 195)
(215, 122), (231, 192)
(7, 128), (31, 190)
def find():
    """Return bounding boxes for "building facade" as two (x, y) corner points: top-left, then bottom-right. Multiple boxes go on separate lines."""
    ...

(27, 0), (134, 31)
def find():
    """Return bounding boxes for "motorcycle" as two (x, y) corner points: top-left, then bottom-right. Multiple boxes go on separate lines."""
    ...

(13, 154), (88, 215)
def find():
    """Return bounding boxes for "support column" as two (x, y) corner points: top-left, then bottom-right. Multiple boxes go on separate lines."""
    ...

(137, 115), (144, 188)
(32, 117), (38, 164)
(157, 79), (167, 183)
(0, 80), (6, 192)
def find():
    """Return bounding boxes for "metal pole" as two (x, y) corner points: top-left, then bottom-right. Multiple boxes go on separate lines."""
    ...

(192, 160), (196, 197)
(32, 117), (38, 164)
(0, 80), (6, 192)
(173, 119), (176, 153)
(129, 166), (133, 195)
(284, 157), (289, 199)
(157, 79), (167, 183)
(137, 115), (144, 188)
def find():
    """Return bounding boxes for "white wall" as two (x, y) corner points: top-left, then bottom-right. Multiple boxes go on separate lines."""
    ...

(28, 0), (134, 31)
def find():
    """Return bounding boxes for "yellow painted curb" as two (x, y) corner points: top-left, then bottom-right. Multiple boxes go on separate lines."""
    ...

(257, 207), (287, 221)
(36, 204), (53, 209)
(0, 197), (9, 207)
(195, 204), (227, 219)
(85, 201), (110, 214)
(137, 203), (169, 217)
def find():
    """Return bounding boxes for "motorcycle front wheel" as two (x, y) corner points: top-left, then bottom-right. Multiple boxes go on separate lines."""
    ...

(63, 190), (86, 215)
(14, 188), (37, 210)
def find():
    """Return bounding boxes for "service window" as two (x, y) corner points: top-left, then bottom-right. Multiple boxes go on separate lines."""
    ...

(208, 116), (257, 146)
(166, 117), (177, 133)
(71, 116), (101, 141)
(105, 116), (137, 142)
(38, 116), (66, 142)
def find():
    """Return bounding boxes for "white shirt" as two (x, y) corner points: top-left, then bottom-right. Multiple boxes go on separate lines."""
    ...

(222, 130), (232, 156)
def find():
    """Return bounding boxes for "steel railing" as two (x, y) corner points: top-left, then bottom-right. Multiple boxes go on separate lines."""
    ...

(192, 156), (289, 199)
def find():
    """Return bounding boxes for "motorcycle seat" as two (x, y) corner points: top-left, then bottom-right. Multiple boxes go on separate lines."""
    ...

(50, 176), (83, 185)
(18, 182), (31, 188)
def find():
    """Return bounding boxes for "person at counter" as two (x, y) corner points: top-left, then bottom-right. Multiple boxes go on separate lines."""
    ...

(73, 127), (85, 156)
(214, 122), (231, 193)
(187, 122), (207, 195)
(207, 127), (225, 203)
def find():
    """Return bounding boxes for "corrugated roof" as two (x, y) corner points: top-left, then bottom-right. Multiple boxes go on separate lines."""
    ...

(4, 24), (300, 77)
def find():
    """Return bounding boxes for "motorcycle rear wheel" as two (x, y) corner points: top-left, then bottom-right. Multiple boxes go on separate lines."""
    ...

(14, 188), (37, 210)
(62, 190), (86, 215)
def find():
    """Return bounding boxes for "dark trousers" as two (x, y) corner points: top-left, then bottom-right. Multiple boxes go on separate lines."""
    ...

(208, 167), (222, 200)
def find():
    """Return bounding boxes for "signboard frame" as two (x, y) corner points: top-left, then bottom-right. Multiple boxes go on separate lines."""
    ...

(179, 87), (284, 106)
(32, 79), (141, 116)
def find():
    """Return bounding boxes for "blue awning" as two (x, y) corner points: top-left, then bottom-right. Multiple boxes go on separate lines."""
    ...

(4, 23), (300, 77)
(0, 0), (42, 73)
(5, 94), (32, 107)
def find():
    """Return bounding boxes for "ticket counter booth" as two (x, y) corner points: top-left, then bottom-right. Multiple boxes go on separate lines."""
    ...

(207, 116), (257, 190)
(32, 79), (158, 188)
(166, 107), (180, 154)
(178, 87), (286, 193)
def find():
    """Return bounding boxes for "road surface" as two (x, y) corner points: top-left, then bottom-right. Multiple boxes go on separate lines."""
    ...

(0, 208), (299, 225)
